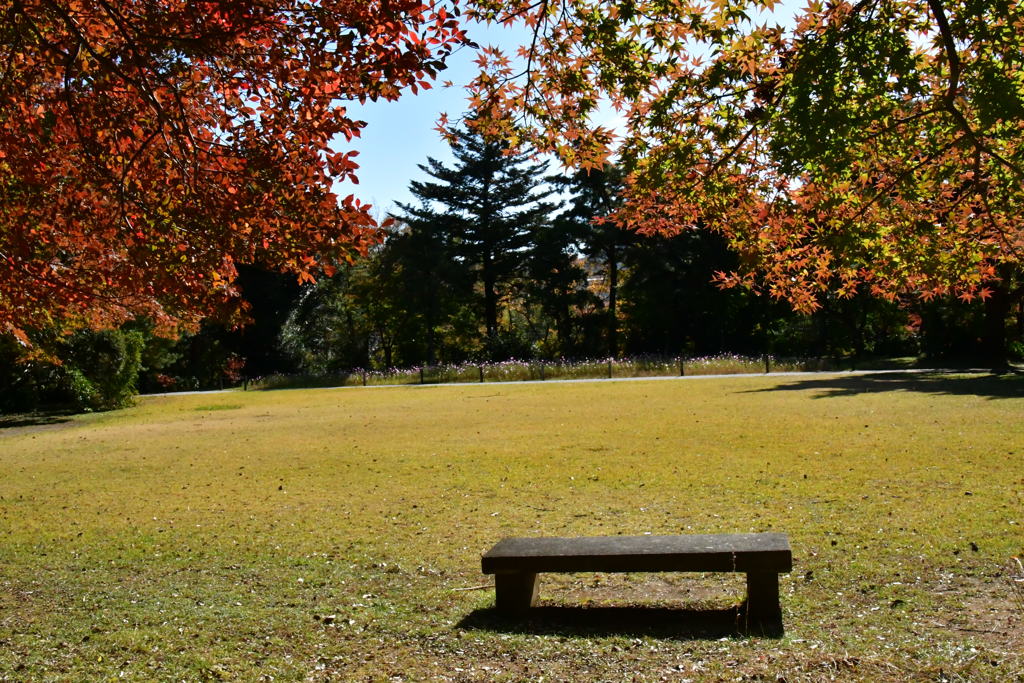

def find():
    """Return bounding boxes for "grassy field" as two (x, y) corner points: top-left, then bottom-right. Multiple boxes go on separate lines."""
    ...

(1, 372), (1022, 681)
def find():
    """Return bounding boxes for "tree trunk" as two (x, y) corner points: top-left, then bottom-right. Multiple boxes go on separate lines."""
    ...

(607, 245), (619, 359)
(483, 257), (499, 340)
(556, 288), (575, 356)
(424, 277), (438, 366)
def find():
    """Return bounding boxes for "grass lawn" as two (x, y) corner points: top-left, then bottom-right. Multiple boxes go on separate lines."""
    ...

(1, 372), (1022, 681)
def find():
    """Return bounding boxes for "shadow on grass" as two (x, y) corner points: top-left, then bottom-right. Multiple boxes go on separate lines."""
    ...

(0, 411), (75, 431)
(457, 605), (783, 640)
(752, 371), (1024, 400)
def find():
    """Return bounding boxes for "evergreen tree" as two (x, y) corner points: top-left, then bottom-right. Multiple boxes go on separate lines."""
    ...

(554, 165), (633, 358)
(394, 125), (559, 357)
(379, 217), (474, 365)
(523, 217), (594, 357)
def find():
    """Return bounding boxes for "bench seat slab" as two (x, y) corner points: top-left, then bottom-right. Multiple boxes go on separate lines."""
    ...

(482, 533), (792, 574)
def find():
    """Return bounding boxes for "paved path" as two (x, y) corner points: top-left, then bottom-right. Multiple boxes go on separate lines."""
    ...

(145, 367), (988, 397)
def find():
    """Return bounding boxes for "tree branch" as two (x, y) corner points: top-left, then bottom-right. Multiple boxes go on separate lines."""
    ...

(926, 0), (1023, 179)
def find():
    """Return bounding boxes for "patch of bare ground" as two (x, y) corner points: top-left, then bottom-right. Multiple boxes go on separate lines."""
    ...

(306, 633), (957, 682)
(537, 571), (746, 608)
(952, 570), (1023, 654)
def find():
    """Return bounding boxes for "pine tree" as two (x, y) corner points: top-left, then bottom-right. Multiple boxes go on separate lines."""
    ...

(394, 125), (559, 356)
(554, 165), (632, 358)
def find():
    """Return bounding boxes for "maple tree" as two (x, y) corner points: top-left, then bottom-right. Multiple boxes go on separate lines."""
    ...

(0, 0), (467, 344)
(461, 0), (1024, 350)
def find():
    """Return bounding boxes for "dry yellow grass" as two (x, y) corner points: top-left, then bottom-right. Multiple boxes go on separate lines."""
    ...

(1, 372), (1022, 680)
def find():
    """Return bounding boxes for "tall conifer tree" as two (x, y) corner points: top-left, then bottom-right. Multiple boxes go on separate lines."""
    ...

(554, 165), (631, 358)
(394, 125), (558, 354)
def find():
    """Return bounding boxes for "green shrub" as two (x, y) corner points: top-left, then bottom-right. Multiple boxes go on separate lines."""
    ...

(62, 329), (144, 411)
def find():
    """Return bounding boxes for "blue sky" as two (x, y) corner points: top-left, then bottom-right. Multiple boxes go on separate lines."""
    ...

(341, 5), (803, 220)
(341, 21), (530, 219)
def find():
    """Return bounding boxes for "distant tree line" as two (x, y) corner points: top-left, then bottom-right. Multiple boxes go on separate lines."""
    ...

(2, 126), (1020, 413)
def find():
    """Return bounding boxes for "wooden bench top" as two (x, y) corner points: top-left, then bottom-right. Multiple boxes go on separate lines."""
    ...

(482, 533), (792, 574)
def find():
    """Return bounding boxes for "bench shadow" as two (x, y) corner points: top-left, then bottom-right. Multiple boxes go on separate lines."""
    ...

(456, 604), (783, 640)
(747, 370), (1024, 400)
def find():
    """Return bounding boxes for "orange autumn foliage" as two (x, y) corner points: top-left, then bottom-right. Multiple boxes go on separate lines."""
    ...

(0, 0), (468, 342)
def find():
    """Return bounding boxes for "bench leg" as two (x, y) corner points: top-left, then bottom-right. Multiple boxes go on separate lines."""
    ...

(744, 571), (781, 622)
(494, 572), (539, 613)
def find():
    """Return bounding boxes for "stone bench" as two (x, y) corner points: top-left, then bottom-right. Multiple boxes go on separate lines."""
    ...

(481, 532), (792, 621)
